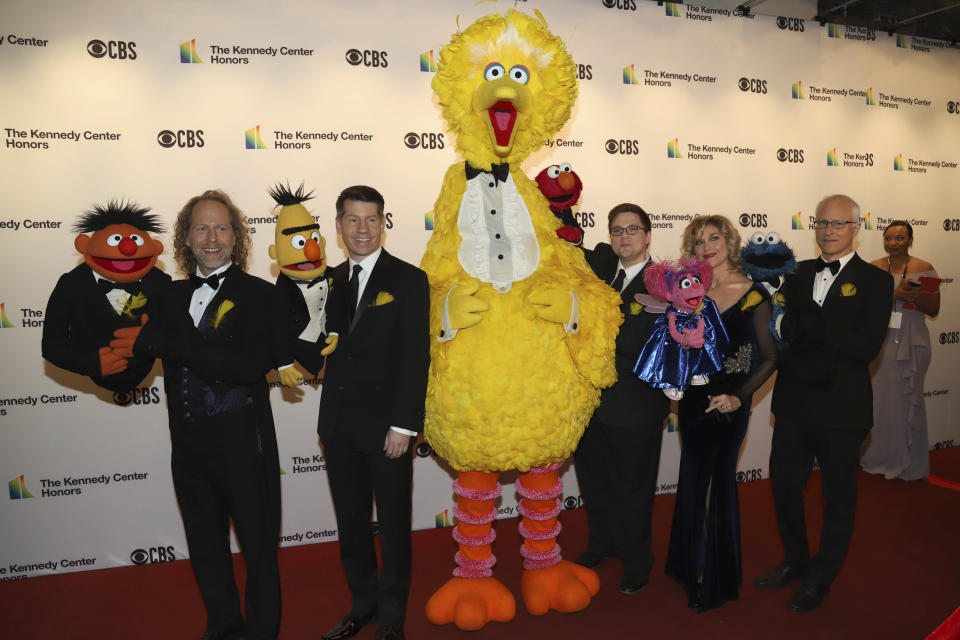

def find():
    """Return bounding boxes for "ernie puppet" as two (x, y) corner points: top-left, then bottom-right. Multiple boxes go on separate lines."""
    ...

(42, 201), (170, 392)
(420, 10), (621, 631)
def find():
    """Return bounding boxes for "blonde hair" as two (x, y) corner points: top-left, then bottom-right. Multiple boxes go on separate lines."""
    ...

(680, 215), (744, 275)
(173, 189), (250, 276)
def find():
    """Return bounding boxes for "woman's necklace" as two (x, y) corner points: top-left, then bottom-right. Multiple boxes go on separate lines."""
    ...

(887, 255), (909, 278)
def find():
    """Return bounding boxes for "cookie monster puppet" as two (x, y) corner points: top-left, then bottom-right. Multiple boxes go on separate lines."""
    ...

(420, 10), (622, 631)
(739, 231), (797, 348)
(42, 200), (170, 391)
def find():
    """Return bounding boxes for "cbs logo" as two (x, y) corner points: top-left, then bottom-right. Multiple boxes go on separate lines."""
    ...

(130, 546), (175, 565)
(562, 495), (585, 509)
(948, 101), (958, 114)
(415, 443), (434, 458)
(113, 386), (162, 406)
(157, 129), (204, 148)
(578, 64), (592, 80)
(939, 331), (959, 344)
(934, 440), (955, 450)
(738, 213), (768, 228)
(605, 139), (639, 155)
(403, 132), (445, 150)
(776, 16), (805, 31)
(738, 77), (767, 94)
(777, 148), (804, 163)
(575, 212), (596, 228)
(943, 219), (960, 231)
(87, 39), (137, 60)
(601, 0), (637, 9)
(345, 48), (388, 68)
(736, 469), (763, 483)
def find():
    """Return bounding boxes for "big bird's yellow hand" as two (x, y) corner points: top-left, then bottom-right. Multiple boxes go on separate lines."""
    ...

(529, 287), (574, 324)
(278, 364), (307, 388)
(320, 333), (338, 356)
(449, 279), (489, 330)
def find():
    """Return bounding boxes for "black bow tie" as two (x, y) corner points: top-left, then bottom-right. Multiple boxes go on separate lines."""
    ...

(465, 162), (510, 185)
(815, 257), (841, 275)
(305, 274), (328, 289)
(190, 272), (224, 290)
(97, 279), (141, 295)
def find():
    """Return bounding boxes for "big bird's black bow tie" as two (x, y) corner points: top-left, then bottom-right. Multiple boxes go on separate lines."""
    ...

(465, 162), (510, 185)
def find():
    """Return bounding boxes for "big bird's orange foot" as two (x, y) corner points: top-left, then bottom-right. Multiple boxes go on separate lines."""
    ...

(521, 560), (600, 616)
(425, 577), (516, 631)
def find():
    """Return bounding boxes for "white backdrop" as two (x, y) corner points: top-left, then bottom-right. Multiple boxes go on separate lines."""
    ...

(1, 0), (958, 580)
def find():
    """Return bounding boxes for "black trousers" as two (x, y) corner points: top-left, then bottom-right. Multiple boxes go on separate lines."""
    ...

(574, 413), (664, 576)
(769, 416), (868, 588)
(171, 406), (281, 640)
(324, 438), (413, 627)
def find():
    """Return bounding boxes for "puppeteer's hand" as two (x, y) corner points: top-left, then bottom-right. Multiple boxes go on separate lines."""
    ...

(320, 333), (339, 356)
(384, 430), (412, 459)
(99, 346), (128, 376)
(278, 364), (307, 388)
(109, 313), (148, 358)
(529, 287), (573, 324)
(448, 279), (489, 330)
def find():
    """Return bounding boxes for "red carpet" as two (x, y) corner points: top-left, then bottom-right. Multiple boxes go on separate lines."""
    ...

(3, 447), (959, 640)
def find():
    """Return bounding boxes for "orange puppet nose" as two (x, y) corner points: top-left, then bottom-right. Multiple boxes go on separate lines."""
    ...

(118, 237), (138, 256)
(557, 172), (575, 190)
(303, 239), (321, 262)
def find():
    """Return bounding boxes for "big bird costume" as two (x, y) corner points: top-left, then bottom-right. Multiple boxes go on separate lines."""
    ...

(421, 10), (621, 631)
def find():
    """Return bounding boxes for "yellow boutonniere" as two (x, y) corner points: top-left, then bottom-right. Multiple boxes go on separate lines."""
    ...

(209, 299), (234, 329)
(121, 293), (147, 319)
(772, 291), (786, 308)
(739, 289), (763, 312)
(629, 301), (644, 316)
(371, 291), (394, 307)
(840, 283), (857, 297)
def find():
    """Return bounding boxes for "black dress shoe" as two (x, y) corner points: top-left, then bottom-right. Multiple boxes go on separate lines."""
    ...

(321, 617), (369, 640)
(787, 582), (828, 613)
(374, 626), (405, 640)
(619, 572), (649, 594)
(754, 562), (808, 589)
(574, 549), (610, 568)
(200, 629), (242, 640)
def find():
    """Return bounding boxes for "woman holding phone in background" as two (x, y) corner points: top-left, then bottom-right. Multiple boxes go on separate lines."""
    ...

(863, 220), (941, 480)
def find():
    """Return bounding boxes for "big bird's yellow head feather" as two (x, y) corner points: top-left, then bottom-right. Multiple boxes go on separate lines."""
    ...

(432, 10), (577, 170)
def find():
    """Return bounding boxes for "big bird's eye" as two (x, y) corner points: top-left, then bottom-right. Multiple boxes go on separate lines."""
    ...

(484, 62), (505, 81)
(750, 232), (765, 244)
(291, 234), (307, 250)
(129, 234), (145, 246)
(680, 277), (693, 289)
(508, 65), (530, 84)
(106, 234), (123, 246)
(546, 165), (561, 179)
(766, 232), (781, 244)
(310, 231), (320, 243)
(559, 162), (573, 173)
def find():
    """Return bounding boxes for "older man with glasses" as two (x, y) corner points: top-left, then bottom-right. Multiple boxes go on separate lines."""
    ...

(756, 194), (893, 612)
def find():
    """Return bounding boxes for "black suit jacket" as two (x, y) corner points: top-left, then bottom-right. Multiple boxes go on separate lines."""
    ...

(317, 250), (430, 453)
(42, 264), (171, 392)
(771, 254), (892, 430)
(275, 273), (330, 375)
(586, 243), (670, 428)
(133, 265), (291, 436)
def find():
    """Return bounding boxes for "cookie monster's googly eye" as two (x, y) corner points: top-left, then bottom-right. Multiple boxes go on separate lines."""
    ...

(107, 234), (123, 246)
(559, 162), (573, 173)
(129, 234), (145, 246)
(291, 234), (307, 250)
(546, 165), (560, 179)
(691, 276), (702, 286)
(484, 63), (505, 81)
(766, 232), (781, 244)
(311, 231), (321, 243)
(508, 65), (530, 84)
(680, 277), (693, 289)
(751, 232), (765, 245)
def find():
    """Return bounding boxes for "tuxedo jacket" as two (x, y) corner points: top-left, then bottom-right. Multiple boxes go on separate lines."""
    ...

(275, 273), (330, 375)
(317, 250), (430, 453)
(586, 243), (669, 429)
(42, 263), (171, 392)
(133, 264), (291, 437)
(771, 254), (892, 430)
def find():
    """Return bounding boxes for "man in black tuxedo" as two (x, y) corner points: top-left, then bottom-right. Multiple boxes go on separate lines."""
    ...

(113, 190), (290, 640)
(755, 194), (893, 612)
(574, 203), (670, 595)
(317, 186), (430, 640)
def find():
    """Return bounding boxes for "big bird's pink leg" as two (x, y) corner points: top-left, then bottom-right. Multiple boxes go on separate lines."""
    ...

(519, 463), (600, 615)
(425, 471), (516, 630)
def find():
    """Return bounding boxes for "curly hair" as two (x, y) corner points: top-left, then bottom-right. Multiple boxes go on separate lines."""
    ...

(680, 214), (745, 276)
(172, 189), (250, 276)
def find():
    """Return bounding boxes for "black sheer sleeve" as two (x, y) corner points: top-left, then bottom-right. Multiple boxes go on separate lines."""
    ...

(733, 299), (777, 403)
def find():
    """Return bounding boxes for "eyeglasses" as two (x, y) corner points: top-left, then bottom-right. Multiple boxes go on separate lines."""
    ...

(610, 225), (648, 237)
(811, 218), (860, 230)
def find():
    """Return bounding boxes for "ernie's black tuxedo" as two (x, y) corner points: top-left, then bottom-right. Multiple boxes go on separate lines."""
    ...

(133, 264), (290, 640)
(317, 249), (429, 628)
(42, 263), (171, 391)
(770, 253), (892, 588)
(575, 243), (670, 577)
